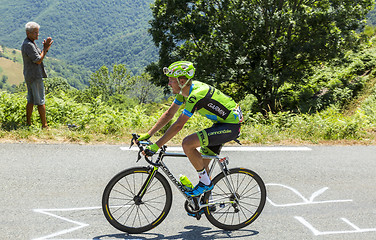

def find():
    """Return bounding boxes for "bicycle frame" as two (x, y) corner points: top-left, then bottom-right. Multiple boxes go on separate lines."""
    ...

(137, 145), (239, 209)
(131, 133), (240, 209)
(158, 150), (220, 198)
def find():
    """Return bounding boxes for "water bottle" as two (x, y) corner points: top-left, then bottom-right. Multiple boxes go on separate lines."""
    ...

(179, 174), (193, 191)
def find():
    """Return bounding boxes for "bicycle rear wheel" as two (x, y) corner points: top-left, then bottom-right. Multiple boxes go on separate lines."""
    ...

(204, 168), (266, 230)
(102, 167), (172, 234)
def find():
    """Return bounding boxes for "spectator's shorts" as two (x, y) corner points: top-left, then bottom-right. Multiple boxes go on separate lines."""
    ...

(196, 123), (241, 156)
(26, 78), (45, 105)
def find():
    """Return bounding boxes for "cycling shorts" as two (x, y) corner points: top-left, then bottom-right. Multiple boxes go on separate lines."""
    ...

(196, 123), (241, 156)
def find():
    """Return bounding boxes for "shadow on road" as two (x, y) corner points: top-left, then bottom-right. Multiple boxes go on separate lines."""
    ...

(94, 225), (259, 239)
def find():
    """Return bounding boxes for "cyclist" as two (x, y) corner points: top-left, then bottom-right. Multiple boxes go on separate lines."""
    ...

(139, 61), (243, 197)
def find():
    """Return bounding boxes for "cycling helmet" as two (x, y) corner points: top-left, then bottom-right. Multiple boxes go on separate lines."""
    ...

(163, 61), (195, 79)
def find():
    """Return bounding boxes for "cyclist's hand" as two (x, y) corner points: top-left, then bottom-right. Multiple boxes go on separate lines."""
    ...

(138, 133), (151, 142)
(144, 143), (159, 157)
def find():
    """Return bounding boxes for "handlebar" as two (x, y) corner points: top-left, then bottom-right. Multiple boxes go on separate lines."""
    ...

(131, 133), (162, 166)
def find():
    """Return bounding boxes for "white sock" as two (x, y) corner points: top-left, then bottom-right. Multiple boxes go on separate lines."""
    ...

(198, 168), (211, 185)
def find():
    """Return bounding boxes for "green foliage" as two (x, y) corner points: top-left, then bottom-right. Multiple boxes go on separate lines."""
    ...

(0, 91), (27, 130)
(107, 94), (138, 111)
(148, 0), (374, 114)
(87, 64), (164, 105)
(88, 64), (134, 102)
(240, 106), (373, 144)
(1, 82), (376, 143)
(44, 58), (92, 89)
(44, 77), (72, 94)
(46, 91), (89, 128)
(359, 84), (376, 125)
(279, 47), (376, 113)
(129, 73), (165, 104)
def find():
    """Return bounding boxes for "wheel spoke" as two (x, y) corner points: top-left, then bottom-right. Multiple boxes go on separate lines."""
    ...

(204, 169), (266, 230)
(102, 168), (172, 233)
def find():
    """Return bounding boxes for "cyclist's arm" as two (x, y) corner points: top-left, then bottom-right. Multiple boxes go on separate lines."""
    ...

(155, 113), (190, 147)
(147, 102), (180, 137)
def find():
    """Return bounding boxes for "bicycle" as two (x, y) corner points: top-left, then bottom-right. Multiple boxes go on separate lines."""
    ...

(102, 134), (266, 234)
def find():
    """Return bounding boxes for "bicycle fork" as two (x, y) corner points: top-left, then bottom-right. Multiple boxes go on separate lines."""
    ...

(134, 166), (159, 204)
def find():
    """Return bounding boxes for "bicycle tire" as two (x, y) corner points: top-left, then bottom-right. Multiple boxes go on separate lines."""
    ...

(204, 167), (266, 230)
(102, 167), (172, 234)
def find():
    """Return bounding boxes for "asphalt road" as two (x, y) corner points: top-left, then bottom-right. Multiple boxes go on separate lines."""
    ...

(1, 143), (375, 240)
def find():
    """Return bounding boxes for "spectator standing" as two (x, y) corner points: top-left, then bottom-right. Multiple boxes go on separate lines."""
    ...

(21, 21), (53, 129)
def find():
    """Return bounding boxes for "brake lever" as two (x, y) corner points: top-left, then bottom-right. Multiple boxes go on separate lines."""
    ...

(135, 140), (143, 162)
(130, 134), (154, 164)
(130, 133), (140, 149)
(137, 149), (142, 162)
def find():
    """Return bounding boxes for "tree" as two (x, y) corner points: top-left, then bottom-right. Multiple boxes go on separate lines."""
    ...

(129, 73), (165, 104)
(88, 64), (134, 101)
(148, 0), (374, 113)
(2, 75), (7, 84)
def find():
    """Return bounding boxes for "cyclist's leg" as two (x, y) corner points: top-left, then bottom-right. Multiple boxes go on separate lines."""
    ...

(182, 142), (222, 177)
(182, 134), (213, 196)
(183, 123), (240, 197)
(201, 145), (222, 173)
(182, 133), (204, 171)
(186, 123), (240, 173)
(182, 134), (218, 174)
(198, 123), (240, 183)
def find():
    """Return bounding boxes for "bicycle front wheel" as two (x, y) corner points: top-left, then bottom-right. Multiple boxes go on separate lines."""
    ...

(204, 168), (266, 230)
(102, 167), (172, 234)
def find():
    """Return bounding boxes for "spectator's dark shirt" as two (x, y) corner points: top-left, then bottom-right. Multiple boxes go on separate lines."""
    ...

(21, 37), (47, 82)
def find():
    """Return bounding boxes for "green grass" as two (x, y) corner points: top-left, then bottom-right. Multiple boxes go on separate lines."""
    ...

(1, 88), (375, 145)
(0, 46), (24, 86)
(0, 57), (23, 86)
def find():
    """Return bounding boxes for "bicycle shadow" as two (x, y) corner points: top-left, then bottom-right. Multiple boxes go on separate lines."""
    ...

(94, 225), (259, 239)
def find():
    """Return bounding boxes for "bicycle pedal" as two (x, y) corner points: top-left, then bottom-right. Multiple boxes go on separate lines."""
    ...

(187, 209), (204, 220)
(208, 205), (217, 212)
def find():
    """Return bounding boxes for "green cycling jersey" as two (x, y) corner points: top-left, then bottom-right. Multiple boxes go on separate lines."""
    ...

(173, 81), (243, 124)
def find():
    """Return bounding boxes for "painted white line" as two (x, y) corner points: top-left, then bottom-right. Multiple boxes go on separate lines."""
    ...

(35, 206), (102, 212)
(32, 208), (90, 240)
(295, 216), (321, 235)
(32, 206), (141, 240)
(295, 216), (376, 235)
(342, 218), (361, 231)
(266, 183), (352, 207)
(121, 146), (312, 152)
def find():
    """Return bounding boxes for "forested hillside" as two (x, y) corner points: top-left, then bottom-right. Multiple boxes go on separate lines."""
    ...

(1, 0), (376, 85)
(0, 0), (157, 74)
